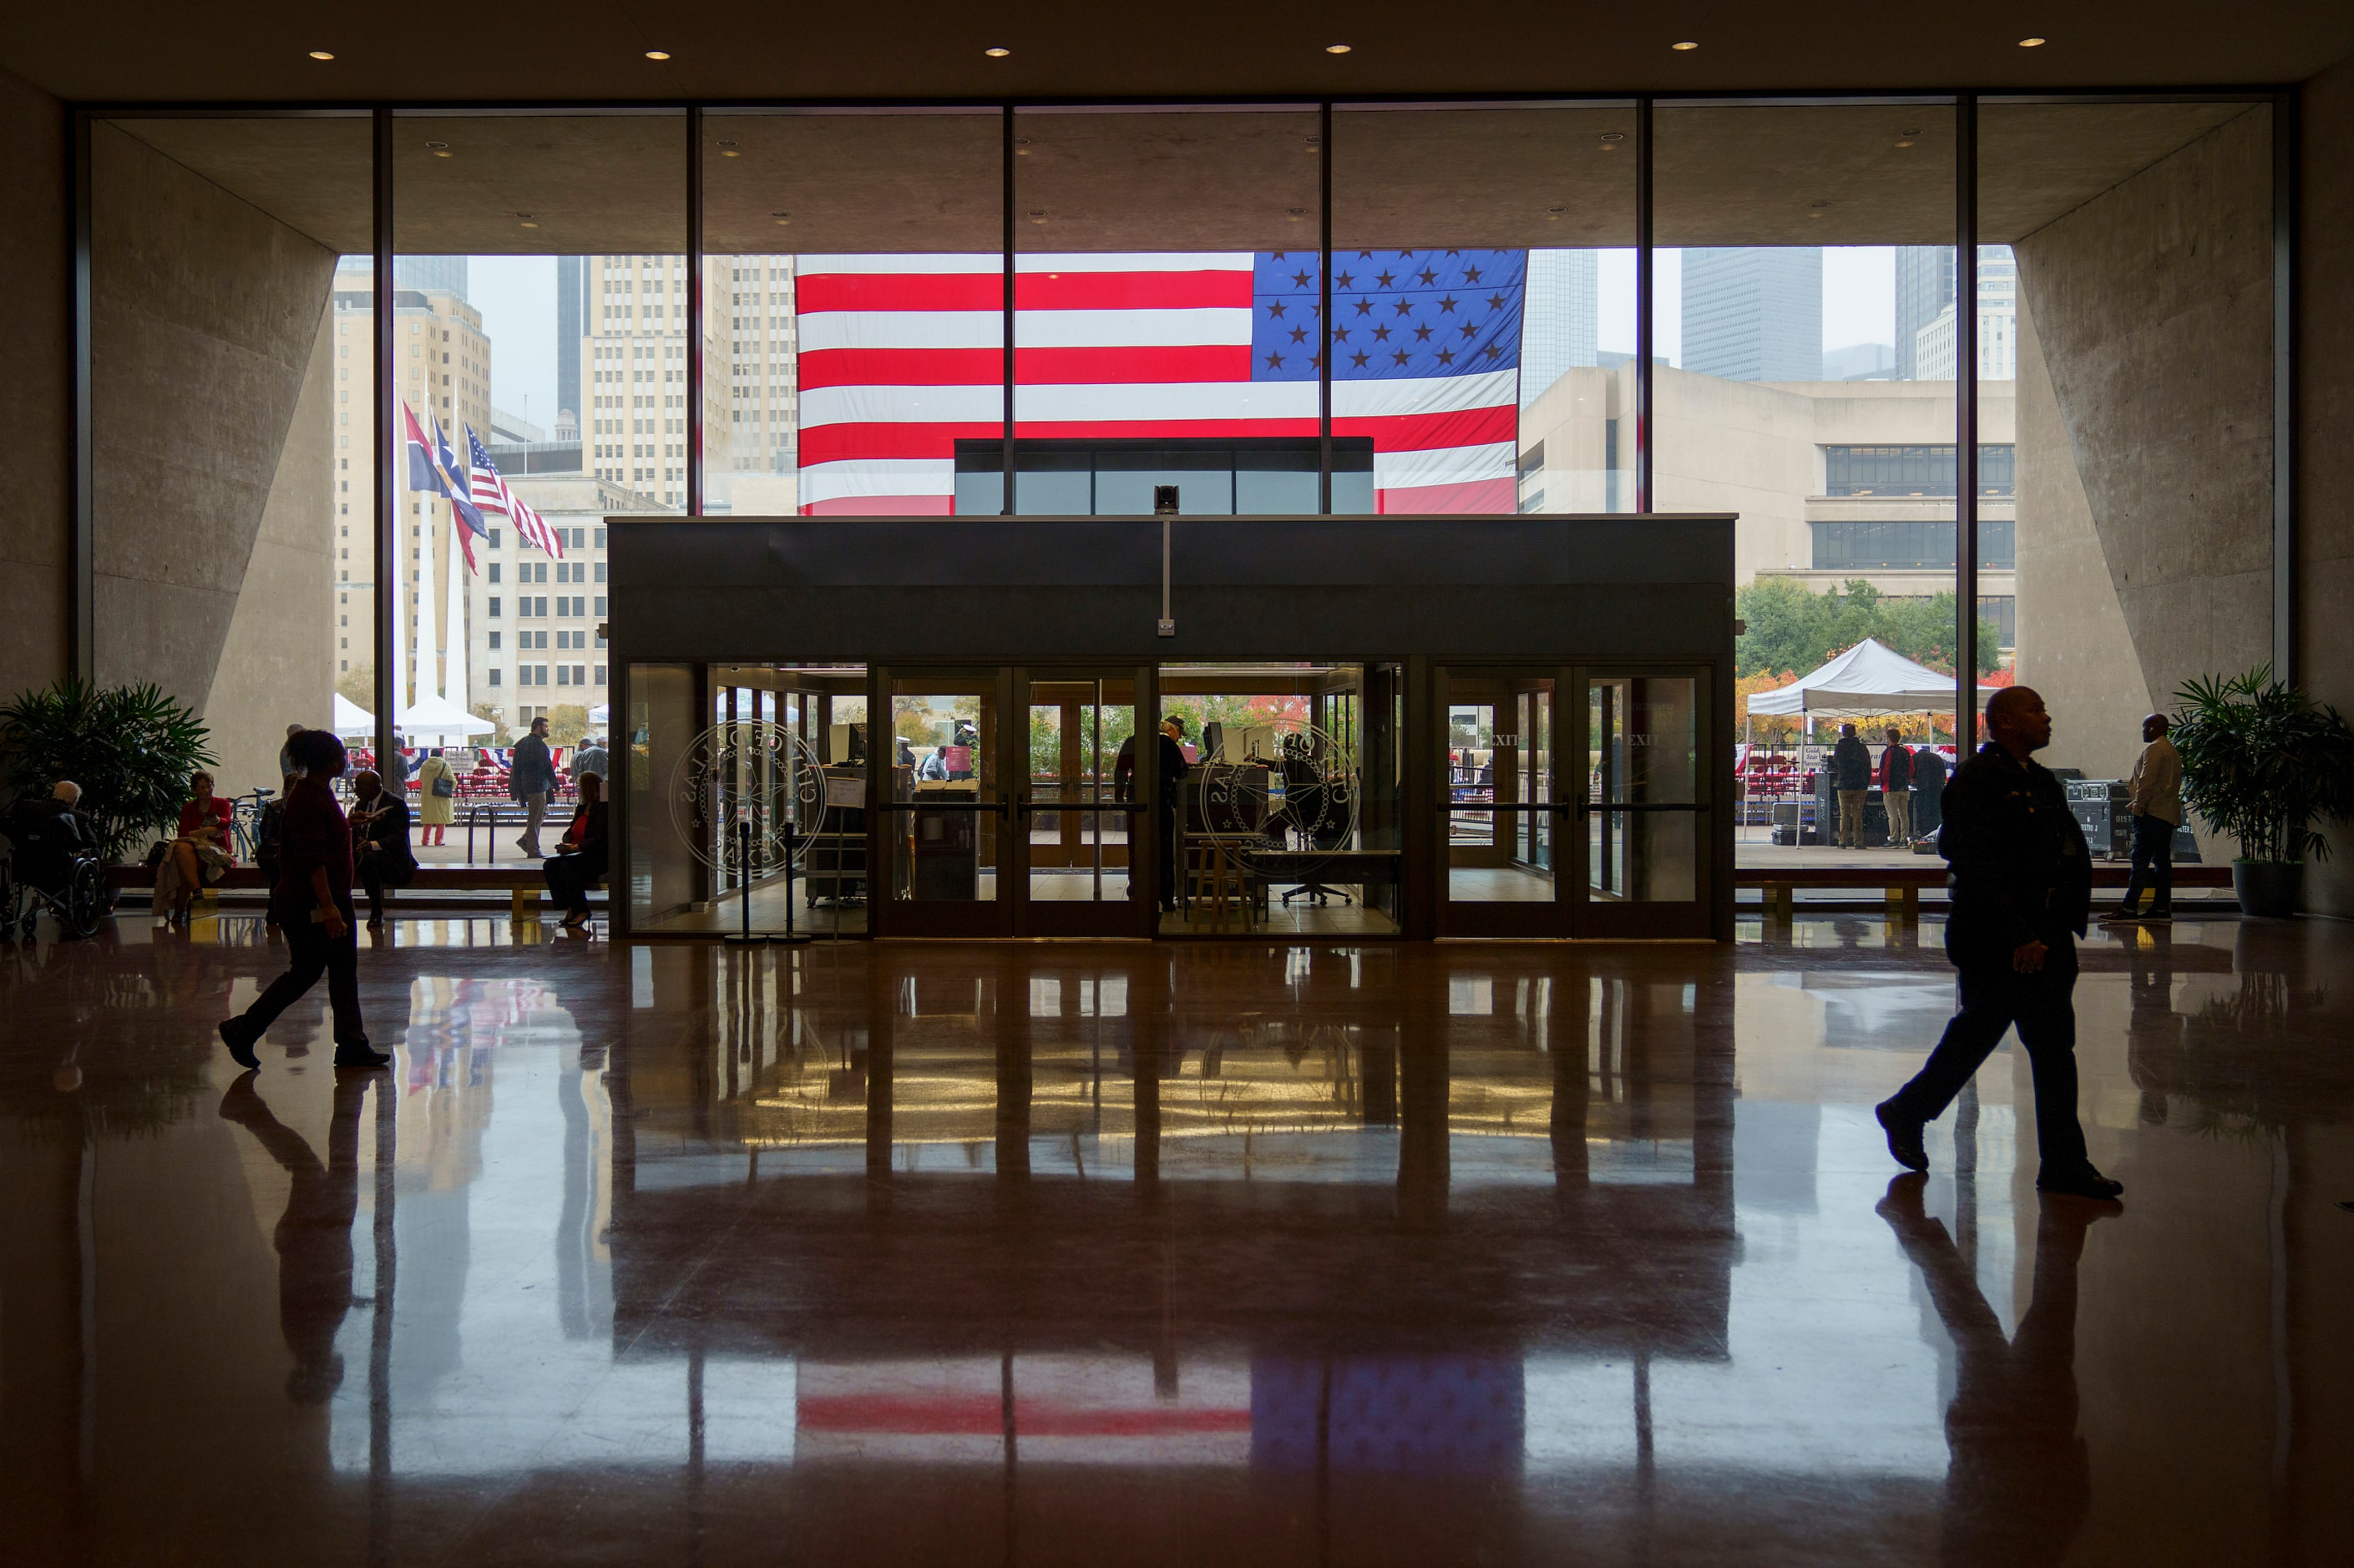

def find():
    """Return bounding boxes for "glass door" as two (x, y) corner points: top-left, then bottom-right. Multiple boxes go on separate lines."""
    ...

(1015, 668), (1151, 938)
(1576, 670), (1710, 938)
(1437, 668), (1565, 937)
(877, 668), (1011, 937)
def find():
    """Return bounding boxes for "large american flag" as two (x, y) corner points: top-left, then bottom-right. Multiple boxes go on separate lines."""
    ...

(465, 426), (565, 559)
(795, 250), (1524, 515)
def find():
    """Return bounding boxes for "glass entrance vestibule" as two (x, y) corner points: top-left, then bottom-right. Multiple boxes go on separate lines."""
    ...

(614, 514), (1735, 941)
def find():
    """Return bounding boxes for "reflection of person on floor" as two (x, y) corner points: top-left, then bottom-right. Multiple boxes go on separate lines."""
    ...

(2123, 923), (2184, 1125)
(1878, 1175), (2107, 1568)
(219, 1071), (372, 1404)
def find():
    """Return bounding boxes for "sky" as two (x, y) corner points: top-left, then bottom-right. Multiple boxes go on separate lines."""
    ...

(459, 244), (1901, 425)
(469, 255), (559, 431)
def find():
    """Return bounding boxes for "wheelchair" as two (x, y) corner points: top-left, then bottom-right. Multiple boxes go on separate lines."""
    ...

(0, 802), (104, 941)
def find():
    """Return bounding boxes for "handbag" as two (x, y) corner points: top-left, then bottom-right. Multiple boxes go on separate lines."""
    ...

(430, 770), (456, 799)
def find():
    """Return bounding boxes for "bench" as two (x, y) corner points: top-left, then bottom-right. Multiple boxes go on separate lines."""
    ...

(109, 862), (605, 920)
(1737, 862), (2234, 924)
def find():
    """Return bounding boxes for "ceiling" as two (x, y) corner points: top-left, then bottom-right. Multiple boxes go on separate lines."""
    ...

(106, 100), (2261, 257)
(6, 0), (2348, 106)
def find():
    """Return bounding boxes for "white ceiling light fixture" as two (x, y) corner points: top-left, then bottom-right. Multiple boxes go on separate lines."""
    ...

(1671, 40), (1699, 51)
(645, 49), (672, 60)
(2018, 37), (2047, 47)
(1325, 43), (1353, 54)
(985, 46), (1011, 58)
(308, 50), (335, 62)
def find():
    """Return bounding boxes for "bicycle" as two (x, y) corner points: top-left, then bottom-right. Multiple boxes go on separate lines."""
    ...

(229, 786), (276, 865)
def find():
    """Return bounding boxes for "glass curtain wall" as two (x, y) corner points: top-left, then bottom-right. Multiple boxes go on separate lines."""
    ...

(701, 109), (1005, 517)
(1333, 103), (1639, 514)
(88, 115), (373, 812)
(1979, 100), (2273, 852)
(1010, 106), (1324, 517)
(392, 113), (685, 807)
(1653, 102), (1962, 852)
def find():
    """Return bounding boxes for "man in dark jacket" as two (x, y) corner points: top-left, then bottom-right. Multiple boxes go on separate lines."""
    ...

(509, 716), (558, 858)
(1876, 688), (2123, 1201)
(1154, 716), (1192, 913)
(1830, 722), (1874, 847)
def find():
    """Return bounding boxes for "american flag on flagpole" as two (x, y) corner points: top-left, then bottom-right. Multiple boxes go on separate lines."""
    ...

(464, 426), (564, 559)
(794, 250), (1524, 515)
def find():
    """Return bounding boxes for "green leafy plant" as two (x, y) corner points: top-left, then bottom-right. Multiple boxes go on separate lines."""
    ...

(2171, 665), (2354, 864)
(0, 678), (215, 867)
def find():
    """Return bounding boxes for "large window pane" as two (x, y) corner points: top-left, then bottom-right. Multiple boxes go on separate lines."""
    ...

(1982, 101), (2272, 860)
(393, 113), (683, 814)
(701, 109), (1005, 517)
(90, 116), (372, 814)
(1654, 104), (1963, 858)
(1010, 107), (1322, 516)
(1334, 104), (1638, 515)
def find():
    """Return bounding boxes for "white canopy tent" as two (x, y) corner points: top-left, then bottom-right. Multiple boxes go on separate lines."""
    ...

(588, 704), (610, 726)
(331, 693), (375, 737)
(1748, 639), (2003, 720)
(394, 693), (496, 743)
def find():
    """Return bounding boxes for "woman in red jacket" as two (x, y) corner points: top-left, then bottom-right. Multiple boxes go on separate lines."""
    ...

(159, 770), (235, 927)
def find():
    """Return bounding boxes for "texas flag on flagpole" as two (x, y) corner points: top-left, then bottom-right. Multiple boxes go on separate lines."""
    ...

(402, 401), (485, 572)
(464, 425), (564, 559)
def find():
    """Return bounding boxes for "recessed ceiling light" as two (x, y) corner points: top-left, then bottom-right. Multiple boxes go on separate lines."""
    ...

(1599, 131), (1625, 142)
(1286, 207), (1305, 221)
(1671, 40), (1699, 50)
(308, 50), (335, 62)
(1325, 43), (1352, 53)
(2018, 37), (2046, 47)
(772, 211), (791, 225)
(645, 49), (671, 60)
(519, 220), (539, 230)
(985, 46), (1011, 58)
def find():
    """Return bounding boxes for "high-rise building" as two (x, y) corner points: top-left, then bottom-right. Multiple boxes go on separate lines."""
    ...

(710, 253), (801, 512)
(1680, 247), (1821, 382)
(324, 260), (495, 705)
(337, 253), (469, 299)
(1519, 249), (1598, 406)
(1912, 245), (2019, 382)
(1894, 246), (1952, 381)
(555, 255), (585, 441)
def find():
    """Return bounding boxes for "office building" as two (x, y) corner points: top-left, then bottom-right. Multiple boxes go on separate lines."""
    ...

(7, 18), (2354, 1567)
(1518, 247), (1598, 404)
(1680, 246), (1822, 381)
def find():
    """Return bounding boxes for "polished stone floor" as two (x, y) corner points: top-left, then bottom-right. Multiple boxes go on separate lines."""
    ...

(1, 914), (2348, 1565)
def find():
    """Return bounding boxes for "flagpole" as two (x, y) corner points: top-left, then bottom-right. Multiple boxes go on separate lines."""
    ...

(443, 500), (469, 715)
(414, 467), (438, 719)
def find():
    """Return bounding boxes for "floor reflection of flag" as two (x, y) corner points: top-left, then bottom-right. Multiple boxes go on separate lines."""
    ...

(796, 1354), (1253, 1465)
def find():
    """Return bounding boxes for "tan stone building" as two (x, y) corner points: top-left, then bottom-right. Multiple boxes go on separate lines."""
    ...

(1517, 363), (2019, 649)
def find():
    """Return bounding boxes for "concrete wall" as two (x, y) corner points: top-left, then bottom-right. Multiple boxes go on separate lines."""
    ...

(89, 120), (337, 797)
(2301, 56), (2354, 916)
(0, 68), (69, 707)
(2013, 106), (2276, 804)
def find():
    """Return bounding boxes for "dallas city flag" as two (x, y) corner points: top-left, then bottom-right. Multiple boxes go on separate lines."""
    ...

(794, 250), (1525, 514)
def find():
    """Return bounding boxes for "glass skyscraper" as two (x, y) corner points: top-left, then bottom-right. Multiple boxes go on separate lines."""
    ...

(1680, 247), (1822, 382)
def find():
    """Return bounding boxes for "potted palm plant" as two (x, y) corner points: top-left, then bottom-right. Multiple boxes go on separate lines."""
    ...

(2171, 665), (2354, 918)
(0, 677), (214, 868)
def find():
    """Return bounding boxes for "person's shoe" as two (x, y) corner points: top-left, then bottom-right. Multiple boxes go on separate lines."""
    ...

(2145, 908), (2174, 923)
(367, 914), (384, 931)
(1875, 1100), (1929, 1172)
(2037, 1163), (2125, 1201)
(219, 1019), (261, 1070)
(333, 1039), (392, 1070)
(2101, 905), (2142, 923)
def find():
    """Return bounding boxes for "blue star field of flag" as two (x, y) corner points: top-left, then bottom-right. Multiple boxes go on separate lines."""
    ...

(1249, 250), (1526, 382)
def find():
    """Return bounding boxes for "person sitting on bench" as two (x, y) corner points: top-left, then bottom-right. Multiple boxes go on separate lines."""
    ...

(544, 771), (609, 931)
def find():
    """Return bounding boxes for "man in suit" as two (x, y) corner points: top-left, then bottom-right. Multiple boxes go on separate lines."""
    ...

(1155, 716), (1191, 913)
(1876, 687), (2124, 1201)
(348, 767), (416, 931)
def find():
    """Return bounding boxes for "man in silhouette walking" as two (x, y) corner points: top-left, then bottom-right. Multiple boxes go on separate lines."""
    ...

(1876, 687), (2124, 1201)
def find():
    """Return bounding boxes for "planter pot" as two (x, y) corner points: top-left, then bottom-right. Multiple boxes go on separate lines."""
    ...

(2231, 859), (2303, 918)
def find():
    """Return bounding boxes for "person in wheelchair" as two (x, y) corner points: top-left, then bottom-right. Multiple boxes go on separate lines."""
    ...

(3, 781), (104, 939)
